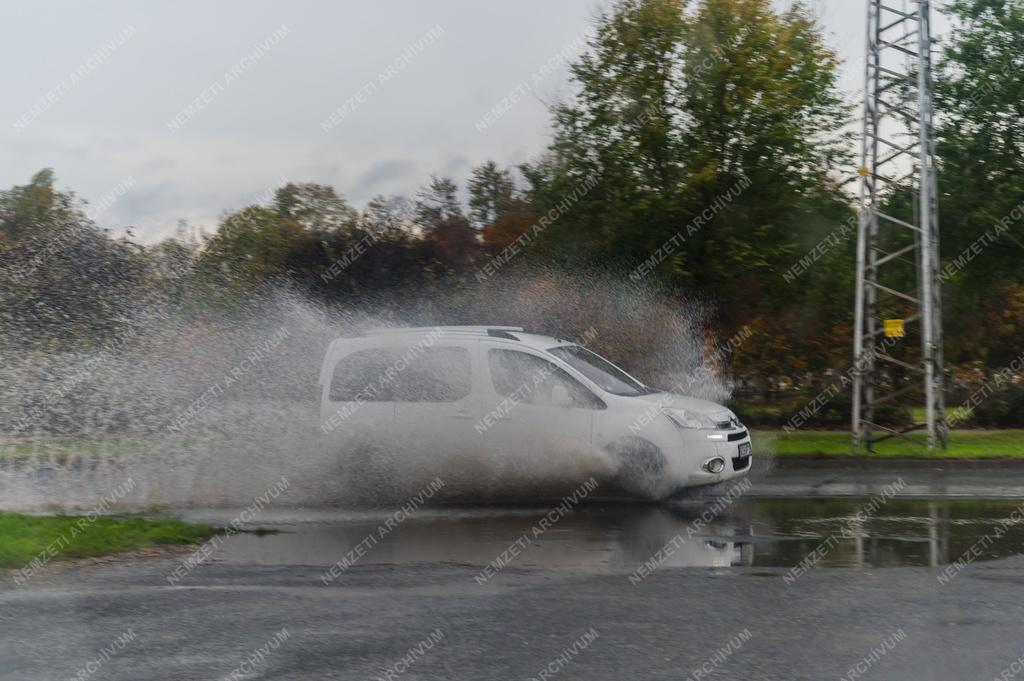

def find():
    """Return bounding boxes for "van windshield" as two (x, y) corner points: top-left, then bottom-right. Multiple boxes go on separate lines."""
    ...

(547, 345), (655, 397)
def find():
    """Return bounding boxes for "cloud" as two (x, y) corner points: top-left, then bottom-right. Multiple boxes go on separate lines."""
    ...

(351, 159), (419, 199)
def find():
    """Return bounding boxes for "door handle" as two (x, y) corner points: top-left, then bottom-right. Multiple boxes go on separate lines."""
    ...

(453, 410), (474, 419)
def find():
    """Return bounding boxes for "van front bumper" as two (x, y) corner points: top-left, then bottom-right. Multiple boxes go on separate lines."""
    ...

(676, 431), (753, 487)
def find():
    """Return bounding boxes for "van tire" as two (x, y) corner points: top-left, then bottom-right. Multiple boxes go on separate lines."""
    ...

(606, 437), (666, 497)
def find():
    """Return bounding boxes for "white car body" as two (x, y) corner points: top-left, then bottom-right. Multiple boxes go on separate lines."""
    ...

(318, 326), (752, 500)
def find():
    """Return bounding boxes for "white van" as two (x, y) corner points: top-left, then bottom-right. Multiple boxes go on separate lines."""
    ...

(318, 326), (752, 500)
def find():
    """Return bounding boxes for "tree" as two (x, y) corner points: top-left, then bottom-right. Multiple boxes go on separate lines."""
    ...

(936, 0), (1024, 364)
(678, 0), (852, 308)
(196, 182), (364, 291)
(0, 170), (150, 348)
(273, 182), (358, 233)
(467, 161), (536, 253)
(415, 176), (464, 229)
(468, 161), (518, 227)
(361, 195), (413, 235)
(525, 0), (854, 359)
(415, 176), (478, 269)
(0, 169), (80, 244)
(524, 0), (689, 262)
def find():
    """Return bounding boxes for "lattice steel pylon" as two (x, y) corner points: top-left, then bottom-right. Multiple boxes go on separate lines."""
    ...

(852, 0), (946, 451)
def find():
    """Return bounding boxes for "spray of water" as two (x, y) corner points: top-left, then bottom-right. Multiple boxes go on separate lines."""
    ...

(0, 267), (733, 511)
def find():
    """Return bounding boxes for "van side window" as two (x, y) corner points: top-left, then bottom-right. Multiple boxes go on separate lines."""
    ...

(392, 346), (472, 402)
(487, 349), (604, 410)
(332, 346), (472, 403)
(330, 349), (398, 402)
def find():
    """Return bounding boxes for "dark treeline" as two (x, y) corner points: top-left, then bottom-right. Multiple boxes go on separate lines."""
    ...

(1, 0), (1022, 425)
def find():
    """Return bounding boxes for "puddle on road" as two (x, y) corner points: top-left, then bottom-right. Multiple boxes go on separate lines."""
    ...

(204, 497), (1024, 570)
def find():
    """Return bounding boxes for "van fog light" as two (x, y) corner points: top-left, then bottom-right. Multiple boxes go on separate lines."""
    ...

(702, 457), (727, 474)
(706, 433), (726, 441)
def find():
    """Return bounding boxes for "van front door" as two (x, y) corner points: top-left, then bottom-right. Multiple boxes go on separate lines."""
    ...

(479, 348), (604, 493)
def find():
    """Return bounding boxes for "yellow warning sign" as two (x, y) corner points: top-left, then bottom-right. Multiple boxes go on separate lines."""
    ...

(884, 319), (905, 338)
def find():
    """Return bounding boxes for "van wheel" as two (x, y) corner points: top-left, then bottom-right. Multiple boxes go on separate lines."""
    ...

(606, 437), (666, 498)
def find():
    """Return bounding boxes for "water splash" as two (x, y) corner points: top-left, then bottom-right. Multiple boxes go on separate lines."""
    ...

(0, 269), (732, 511)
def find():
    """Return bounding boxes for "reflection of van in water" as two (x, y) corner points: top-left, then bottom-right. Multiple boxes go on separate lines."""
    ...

(318, 326), (752, 500)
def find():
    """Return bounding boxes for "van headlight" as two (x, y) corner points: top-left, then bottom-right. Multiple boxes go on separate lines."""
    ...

(662, 408), (714, 430)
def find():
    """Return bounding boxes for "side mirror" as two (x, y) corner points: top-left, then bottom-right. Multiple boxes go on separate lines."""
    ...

(551, 384), (573, 408)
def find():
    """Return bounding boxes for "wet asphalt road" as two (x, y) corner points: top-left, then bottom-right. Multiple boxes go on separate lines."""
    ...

(4, 460), (1024, 680)
(5, 557), (1024, 680)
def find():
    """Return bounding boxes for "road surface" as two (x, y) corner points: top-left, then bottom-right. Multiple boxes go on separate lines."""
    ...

(3, 460), (1024, 680)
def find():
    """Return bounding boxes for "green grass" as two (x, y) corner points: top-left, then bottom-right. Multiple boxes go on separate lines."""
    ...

(0, 512), (216, 570)
(910, 405), (973, 424)
(0, 435), (203, 459)
(761, 429), (1024, 459)
(0, 436), (153, 459)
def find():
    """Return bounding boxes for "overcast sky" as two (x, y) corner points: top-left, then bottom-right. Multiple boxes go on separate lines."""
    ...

(0, 1), (950, 242)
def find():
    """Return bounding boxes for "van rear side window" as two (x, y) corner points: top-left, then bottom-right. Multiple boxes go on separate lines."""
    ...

(330, 346), (471, 403)
(392, 346), (471, 402)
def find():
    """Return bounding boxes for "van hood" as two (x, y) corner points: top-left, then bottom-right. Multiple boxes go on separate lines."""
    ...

(633, 391), (733, 420)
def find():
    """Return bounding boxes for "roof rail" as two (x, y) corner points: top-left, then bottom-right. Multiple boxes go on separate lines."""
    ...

(365, 326), (523, 336)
